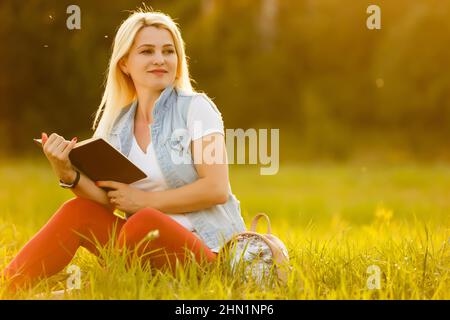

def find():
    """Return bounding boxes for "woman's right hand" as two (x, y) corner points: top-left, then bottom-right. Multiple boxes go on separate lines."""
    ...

(41, 132), (78, 182)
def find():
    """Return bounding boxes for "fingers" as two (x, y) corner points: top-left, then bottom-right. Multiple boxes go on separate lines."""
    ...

(41, 132), (48, 145)
(43, 133), (77, 161)
(43, 133), (54, 151)
(61, 137), (78, 158)
(95, 181), (121, 189)
(46, 137), (65, 158)
(43, 133), (62, 154)
(106, 190), (118, 198)
(54, 139), (68, 154)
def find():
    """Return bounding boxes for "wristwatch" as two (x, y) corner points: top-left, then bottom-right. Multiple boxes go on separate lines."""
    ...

(59, 170), (81, 189)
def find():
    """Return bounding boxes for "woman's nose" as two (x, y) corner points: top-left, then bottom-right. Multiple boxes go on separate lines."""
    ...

(152, 51), (165, 65)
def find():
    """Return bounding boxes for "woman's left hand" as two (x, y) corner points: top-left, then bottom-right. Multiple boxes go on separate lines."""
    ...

(95, 181), (148, 214)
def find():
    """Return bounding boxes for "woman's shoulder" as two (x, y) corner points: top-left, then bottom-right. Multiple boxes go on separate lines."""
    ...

(175, 89), (221, 118)
(176, 88), (212, 101)
(179, 90), (220, 111)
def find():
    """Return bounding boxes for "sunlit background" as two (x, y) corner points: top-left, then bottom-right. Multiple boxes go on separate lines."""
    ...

(1, 0), (450, 163)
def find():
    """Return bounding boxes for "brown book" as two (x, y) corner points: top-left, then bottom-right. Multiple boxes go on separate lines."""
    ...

(33, 137), (147, 185)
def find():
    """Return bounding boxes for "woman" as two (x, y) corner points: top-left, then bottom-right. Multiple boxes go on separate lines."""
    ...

(2, 9), (246, 292)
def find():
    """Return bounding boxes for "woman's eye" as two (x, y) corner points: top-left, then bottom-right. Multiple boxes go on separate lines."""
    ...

(140, 49), (174, 55)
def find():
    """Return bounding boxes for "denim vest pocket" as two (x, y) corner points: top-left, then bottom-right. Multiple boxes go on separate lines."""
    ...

(165, 129), (192, 160)
(162, 131), (198, 184)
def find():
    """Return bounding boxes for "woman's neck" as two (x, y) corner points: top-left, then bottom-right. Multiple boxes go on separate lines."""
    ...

(135, 88), (163, 125)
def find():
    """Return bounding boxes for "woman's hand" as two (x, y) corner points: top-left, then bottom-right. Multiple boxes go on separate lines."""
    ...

(41, 132), (78, 182)
(95, 181), (150, 214)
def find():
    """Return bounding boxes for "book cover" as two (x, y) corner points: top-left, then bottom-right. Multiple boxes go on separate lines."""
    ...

(34, 137), (147, 184)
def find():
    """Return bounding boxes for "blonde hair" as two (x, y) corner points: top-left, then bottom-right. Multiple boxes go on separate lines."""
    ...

(92, 9), (194, 138)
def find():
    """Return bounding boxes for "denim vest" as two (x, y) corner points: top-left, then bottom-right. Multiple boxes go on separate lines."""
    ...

(104, 85), (247, 252)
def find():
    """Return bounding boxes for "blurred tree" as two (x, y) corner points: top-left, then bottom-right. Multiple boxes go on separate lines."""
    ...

(1, 0), (449, 161)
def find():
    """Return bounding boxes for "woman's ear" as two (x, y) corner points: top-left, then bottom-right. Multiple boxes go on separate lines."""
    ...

(118, 58), (129, 76)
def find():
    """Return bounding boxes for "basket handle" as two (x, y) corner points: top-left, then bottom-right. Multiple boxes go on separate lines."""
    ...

(250, 212), (272, 234)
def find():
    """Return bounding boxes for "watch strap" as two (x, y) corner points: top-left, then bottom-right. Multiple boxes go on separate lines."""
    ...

(59, 170), (81, 188)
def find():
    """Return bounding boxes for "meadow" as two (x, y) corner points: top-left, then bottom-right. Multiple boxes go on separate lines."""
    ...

(0, 157), (448, 299)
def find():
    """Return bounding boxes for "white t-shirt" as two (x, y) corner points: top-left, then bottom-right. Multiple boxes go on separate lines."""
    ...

(127, 96), (225, 231)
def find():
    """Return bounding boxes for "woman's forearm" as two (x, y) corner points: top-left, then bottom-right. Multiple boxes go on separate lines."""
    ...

(68, 171), (115, 211)
(144, 178), (228, 214)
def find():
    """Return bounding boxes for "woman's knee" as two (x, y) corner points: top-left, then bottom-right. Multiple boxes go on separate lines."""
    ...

(62, 197), (107, 210)
(119, 207), (166, 244)
(127, 207), (166, 225)
(58, 197), (122, 251)
(56, 197), (111, 222)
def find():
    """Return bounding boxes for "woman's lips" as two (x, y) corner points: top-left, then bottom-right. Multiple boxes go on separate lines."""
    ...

(149, 70), (167, 75)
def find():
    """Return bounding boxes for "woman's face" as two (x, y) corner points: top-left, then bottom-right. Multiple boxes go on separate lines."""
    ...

(121, 26), (178, 92)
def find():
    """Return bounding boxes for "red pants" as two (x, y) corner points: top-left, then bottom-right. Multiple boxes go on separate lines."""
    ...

(2, 197), (217, 291)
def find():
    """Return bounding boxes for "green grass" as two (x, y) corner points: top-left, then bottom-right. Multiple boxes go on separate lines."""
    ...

(0, 157), (449, 299)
